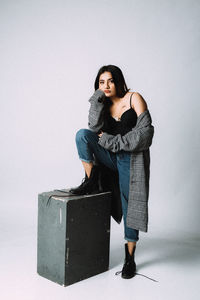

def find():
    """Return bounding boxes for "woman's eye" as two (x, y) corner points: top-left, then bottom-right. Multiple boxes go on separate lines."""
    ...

(99, 80), (114, 84)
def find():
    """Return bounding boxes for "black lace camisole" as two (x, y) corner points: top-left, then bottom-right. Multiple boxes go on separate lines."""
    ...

(101, 92), (138, 136)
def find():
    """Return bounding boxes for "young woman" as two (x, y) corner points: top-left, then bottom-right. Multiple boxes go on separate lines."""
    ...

(69, 65), (154, 280)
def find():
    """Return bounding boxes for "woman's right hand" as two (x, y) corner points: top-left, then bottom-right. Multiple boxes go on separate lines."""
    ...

(88, 89), (105, 104)
(97, 89), (106, 101)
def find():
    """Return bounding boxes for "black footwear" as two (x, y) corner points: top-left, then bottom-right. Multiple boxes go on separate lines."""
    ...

(115, 243), (158, 282)
(121, 243), (136, 279)
(69, 165), (102, 195)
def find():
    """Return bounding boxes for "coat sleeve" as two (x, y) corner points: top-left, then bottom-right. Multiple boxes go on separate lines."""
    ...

(88, 89), (106, 133)
(98, 124), (154, 153)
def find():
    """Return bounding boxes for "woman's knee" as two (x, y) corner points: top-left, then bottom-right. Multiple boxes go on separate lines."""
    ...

(75, 128), (95, 143)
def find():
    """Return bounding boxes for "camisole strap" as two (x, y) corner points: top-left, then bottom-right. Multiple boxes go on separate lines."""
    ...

(130, 92), (135, 108)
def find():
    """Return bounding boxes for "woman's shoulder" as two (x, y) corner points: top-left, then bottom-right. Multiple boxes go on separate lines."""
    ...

(124, 91), (146, 105)
(129, 91), (148, 117)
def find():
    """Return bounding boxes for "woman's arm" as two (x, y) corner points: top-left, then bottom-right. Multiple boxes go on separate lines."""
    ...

(88, 89), (106, 133)
(98, 123), (154, 152)
(131, 92), (148, 117)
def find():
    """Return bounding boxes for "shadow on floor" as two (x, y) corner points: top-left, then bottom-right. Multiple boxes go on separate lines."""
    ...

(109, 234), (200, 270)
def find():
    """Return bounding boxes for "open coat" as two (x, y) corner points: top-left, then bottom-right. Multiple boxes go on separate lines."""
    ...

(88, 89), (154, 232)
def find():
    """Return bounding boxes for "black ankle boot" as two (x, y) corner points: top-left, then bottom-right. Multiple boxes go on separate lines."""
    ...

(69, 165), (101, 195)
(121, 243), (137, 279)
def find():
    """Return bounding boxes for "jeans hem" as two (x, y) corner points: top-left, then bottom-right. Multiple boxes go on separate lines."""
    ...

(79, 157), (94, 163)
(124, 237), (139, 242)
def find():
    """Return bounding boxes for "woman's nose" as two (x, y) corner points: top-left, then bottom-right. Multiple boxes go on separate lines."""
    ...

(105, 82), (110, 88)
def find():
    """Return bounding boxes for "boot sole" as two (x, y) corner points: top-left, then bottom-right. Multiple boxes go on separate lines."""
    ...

(121, 273), (136, 279)
(68, 189), (102, 196)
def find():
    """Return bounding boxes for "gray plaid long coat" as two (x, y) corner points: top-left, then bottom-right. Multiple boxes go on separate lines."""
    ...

(88, 89), (154, 232)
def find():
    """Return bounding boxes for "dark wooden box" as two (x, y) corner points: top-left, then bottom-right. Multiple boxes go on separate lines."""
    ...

(37, 189), (112, 286)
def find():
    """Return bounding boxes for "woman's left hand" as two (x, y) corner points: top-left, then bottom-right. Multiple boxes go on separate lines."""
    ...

(98, 131), (104, 137)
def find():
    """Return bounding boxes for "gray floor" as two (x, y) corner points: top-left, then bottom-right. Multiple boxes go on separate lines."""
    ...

(1, 207), (200, 300)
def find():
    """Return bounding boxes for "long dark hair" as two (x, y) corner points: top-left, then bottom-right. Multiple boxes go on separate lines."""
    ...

(94, 64), (130, 98)
(94, 65), (131, 130)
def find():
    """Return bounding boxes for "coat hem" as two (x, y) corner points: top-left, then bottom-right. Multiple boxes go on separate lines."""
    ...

(126, 221), (148, 233)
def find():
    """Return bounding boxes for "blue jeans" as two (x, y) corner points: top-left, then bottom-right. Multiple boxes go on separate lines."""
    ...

(75, 128), (139, 243)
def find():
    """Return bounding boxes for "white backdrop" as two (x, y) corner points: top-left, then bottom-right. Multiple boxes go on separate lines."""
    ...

(1, 0), (200, 269)
(1, 1), (200, 299)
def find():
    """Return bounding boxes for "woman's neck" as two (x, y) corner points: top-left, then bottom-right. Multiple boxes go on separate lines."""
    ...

(109, 96), (122, 105)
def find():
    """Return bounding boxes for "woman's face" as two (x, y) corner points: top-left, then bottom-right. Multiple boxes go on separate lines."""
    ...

(99, 71), (116, 97)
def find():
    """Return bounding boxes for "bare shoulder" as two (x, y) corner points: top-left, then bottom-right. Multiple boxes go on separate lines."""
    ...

(131, 92), (148, 117)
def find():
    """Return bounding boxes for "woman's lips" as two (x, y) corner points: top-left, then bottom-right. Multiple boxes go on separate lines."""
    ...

(104, 90), (111, 93)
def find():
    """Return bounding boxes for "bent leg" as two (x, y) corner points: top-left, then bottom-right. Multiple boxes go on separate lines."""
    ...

(75, 128), (118, 172)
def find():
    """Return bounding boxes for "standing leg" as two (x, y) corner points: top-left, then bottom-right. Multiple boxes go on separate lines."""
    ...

(116, 150), (139, 252)
(116, 150), (139, 278)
